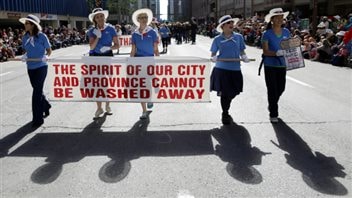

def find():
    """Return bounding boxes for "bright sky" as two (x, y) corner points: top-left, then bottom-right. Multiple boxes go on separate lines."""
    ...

(160, 0), (168, 20)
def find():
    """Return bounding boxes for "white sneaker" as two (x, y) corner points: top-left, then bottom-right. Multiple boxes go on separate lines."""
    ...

(140, 112), (148, 119)
(105, 104), (112, 115)
(270, 117), (279, 123)
(95, 108), (104, 118)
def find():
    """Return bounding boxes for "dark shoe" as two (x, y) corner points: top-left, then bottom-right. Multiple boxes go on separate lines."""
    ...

(32, 120), (44, 128)
(140, 112), (148, 119)
(222, 113), (233, 125)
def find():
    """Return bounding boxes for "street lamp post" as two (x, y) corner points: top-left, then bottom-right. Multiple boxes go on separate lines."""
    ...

(312, 0), (317, 35)
(243, 0), (245, 19)
(215, 0), (218, 20)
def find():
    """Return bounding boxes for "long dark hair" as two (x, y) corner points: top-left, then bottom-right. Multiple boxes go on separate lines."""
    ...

(26, 21), (39, 37)
(266, 22), (272, 30)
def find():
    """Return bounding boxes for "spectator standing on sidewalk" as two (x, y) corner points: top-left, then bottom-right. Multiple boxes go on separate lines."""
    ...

(130, 8), (159, 119)
(261, 8), (291, 123)
(19, 14), (52, 127)
(88, 8), (120, 119)
(209, 15), (250, 125)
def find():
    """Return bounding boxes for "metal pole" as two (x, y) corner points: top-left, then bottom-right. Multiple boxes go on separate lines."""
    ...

(312, 0), (317, 35)
(215, 0), (218, 20)
(243, 0), (245, 19)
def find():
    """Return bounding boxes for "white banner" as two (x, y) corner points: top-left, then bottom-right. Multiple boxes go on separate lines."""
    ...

(39, 13), (58, 20)
(280, 38), (305, 71)
(283, 47), (305, 70)
(48, 56), (211, 103)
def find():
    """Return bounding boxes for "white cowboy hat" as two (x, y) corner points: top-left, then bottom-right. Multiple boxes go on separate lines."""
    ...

(333, 15), (341, 20)
(216, 15), (239, 33)
(264, 8), (289, 23)
(336, 31), (345, 36)
(132, 8), (153, 27)
(317, 22), (326, 28)
(88, 8), (109, 22)
(151, 17), (159, 24)
(19, 14), (42, 31)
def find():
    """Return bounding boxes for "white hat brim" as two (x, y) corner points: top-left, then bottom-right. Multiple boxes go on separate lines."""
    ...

(19, 17), (42, 31)
(89, 10), (109, 22)
(132, 8), (153, 27)
(216, 18), (239, 33)
(264, 11), (289, 23)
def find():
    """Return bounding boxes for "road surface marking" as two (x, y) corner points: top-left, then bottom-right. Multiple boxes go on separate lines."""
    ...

(177, 190), (195, 198)
(0, 71), (12, 77)
(287, 76), (314, 88)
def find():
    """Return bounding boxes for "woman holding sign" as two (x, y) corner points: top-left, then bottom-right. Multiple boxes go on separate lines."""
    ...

(88, 8), (120, 119)
(19, 14), (52, 128)
(130, 8), (159, 119)
(262, 8), (290, 123)
(210, 15), (250, 125)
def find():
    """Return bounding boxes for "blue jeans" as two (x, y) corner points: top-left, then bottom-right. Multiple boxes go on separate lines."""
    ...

(28, 66), (50, 123)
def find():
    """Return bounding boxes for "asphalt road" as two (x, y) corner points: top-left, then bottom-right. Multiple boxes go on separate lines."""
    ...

(0, 35), (351, 198)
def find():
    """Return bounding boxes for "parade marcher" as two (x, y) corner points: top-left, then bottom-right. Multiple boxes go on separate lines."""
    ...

(19, 14), (52, 127)
(88, 8), (120, 119)
(190, 17), (198, 44)
(159, 23), (171, 53)
(210, 15), (250, 125)
(130, 8), (159, 119)
(115, 24), (122, 54)
(262, 8), (290, 123)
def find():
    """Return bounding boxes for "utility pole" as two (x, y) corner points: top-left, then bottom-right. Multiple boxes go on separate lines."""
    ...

(117, 0), (121, 23)
(243, 0), (245, 19)
(215, 0), (218, 20)
(312, 0), (317, 35)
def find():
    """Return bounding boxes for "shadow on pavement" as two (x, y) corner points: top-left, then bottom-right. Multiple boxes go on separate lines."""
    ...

(0, 122), (39, 158)
(271, 118), (347, 195)
(212, 123), (270, 184)
(6, 113), (267, 185)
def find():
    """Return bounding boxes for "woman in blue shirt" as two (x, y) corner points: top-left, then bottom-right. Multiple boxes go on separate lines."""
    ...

(88, 8), (120, 119)
(261, 8), (290, 123)
(210, 15), (250, 125)
(130, 8), (159, 119)
(19, 14), (52, 128)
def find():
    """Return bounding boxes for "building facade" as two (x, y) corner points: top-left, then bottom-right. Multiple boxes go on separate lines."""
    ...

(135, 0), (160, 19)
(168, 0), (192, 22)
(0, 0), (90, 29)
(191, 0), (352, 22)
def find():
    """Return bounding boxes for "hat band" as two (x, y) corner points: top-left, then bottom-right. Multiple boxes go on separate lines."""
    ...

(27, 15), (38, 23)
(273, 11), (284, 14)
(219, 16), (232, 24)
(93, 8), (103, 13)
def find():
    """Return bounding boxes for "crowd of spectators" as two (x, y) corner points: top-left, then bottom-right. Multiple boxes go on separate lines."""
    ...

(0, 25), (88, 62)
(1, 12), (352, 67)
(197, 12), (352, 67)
